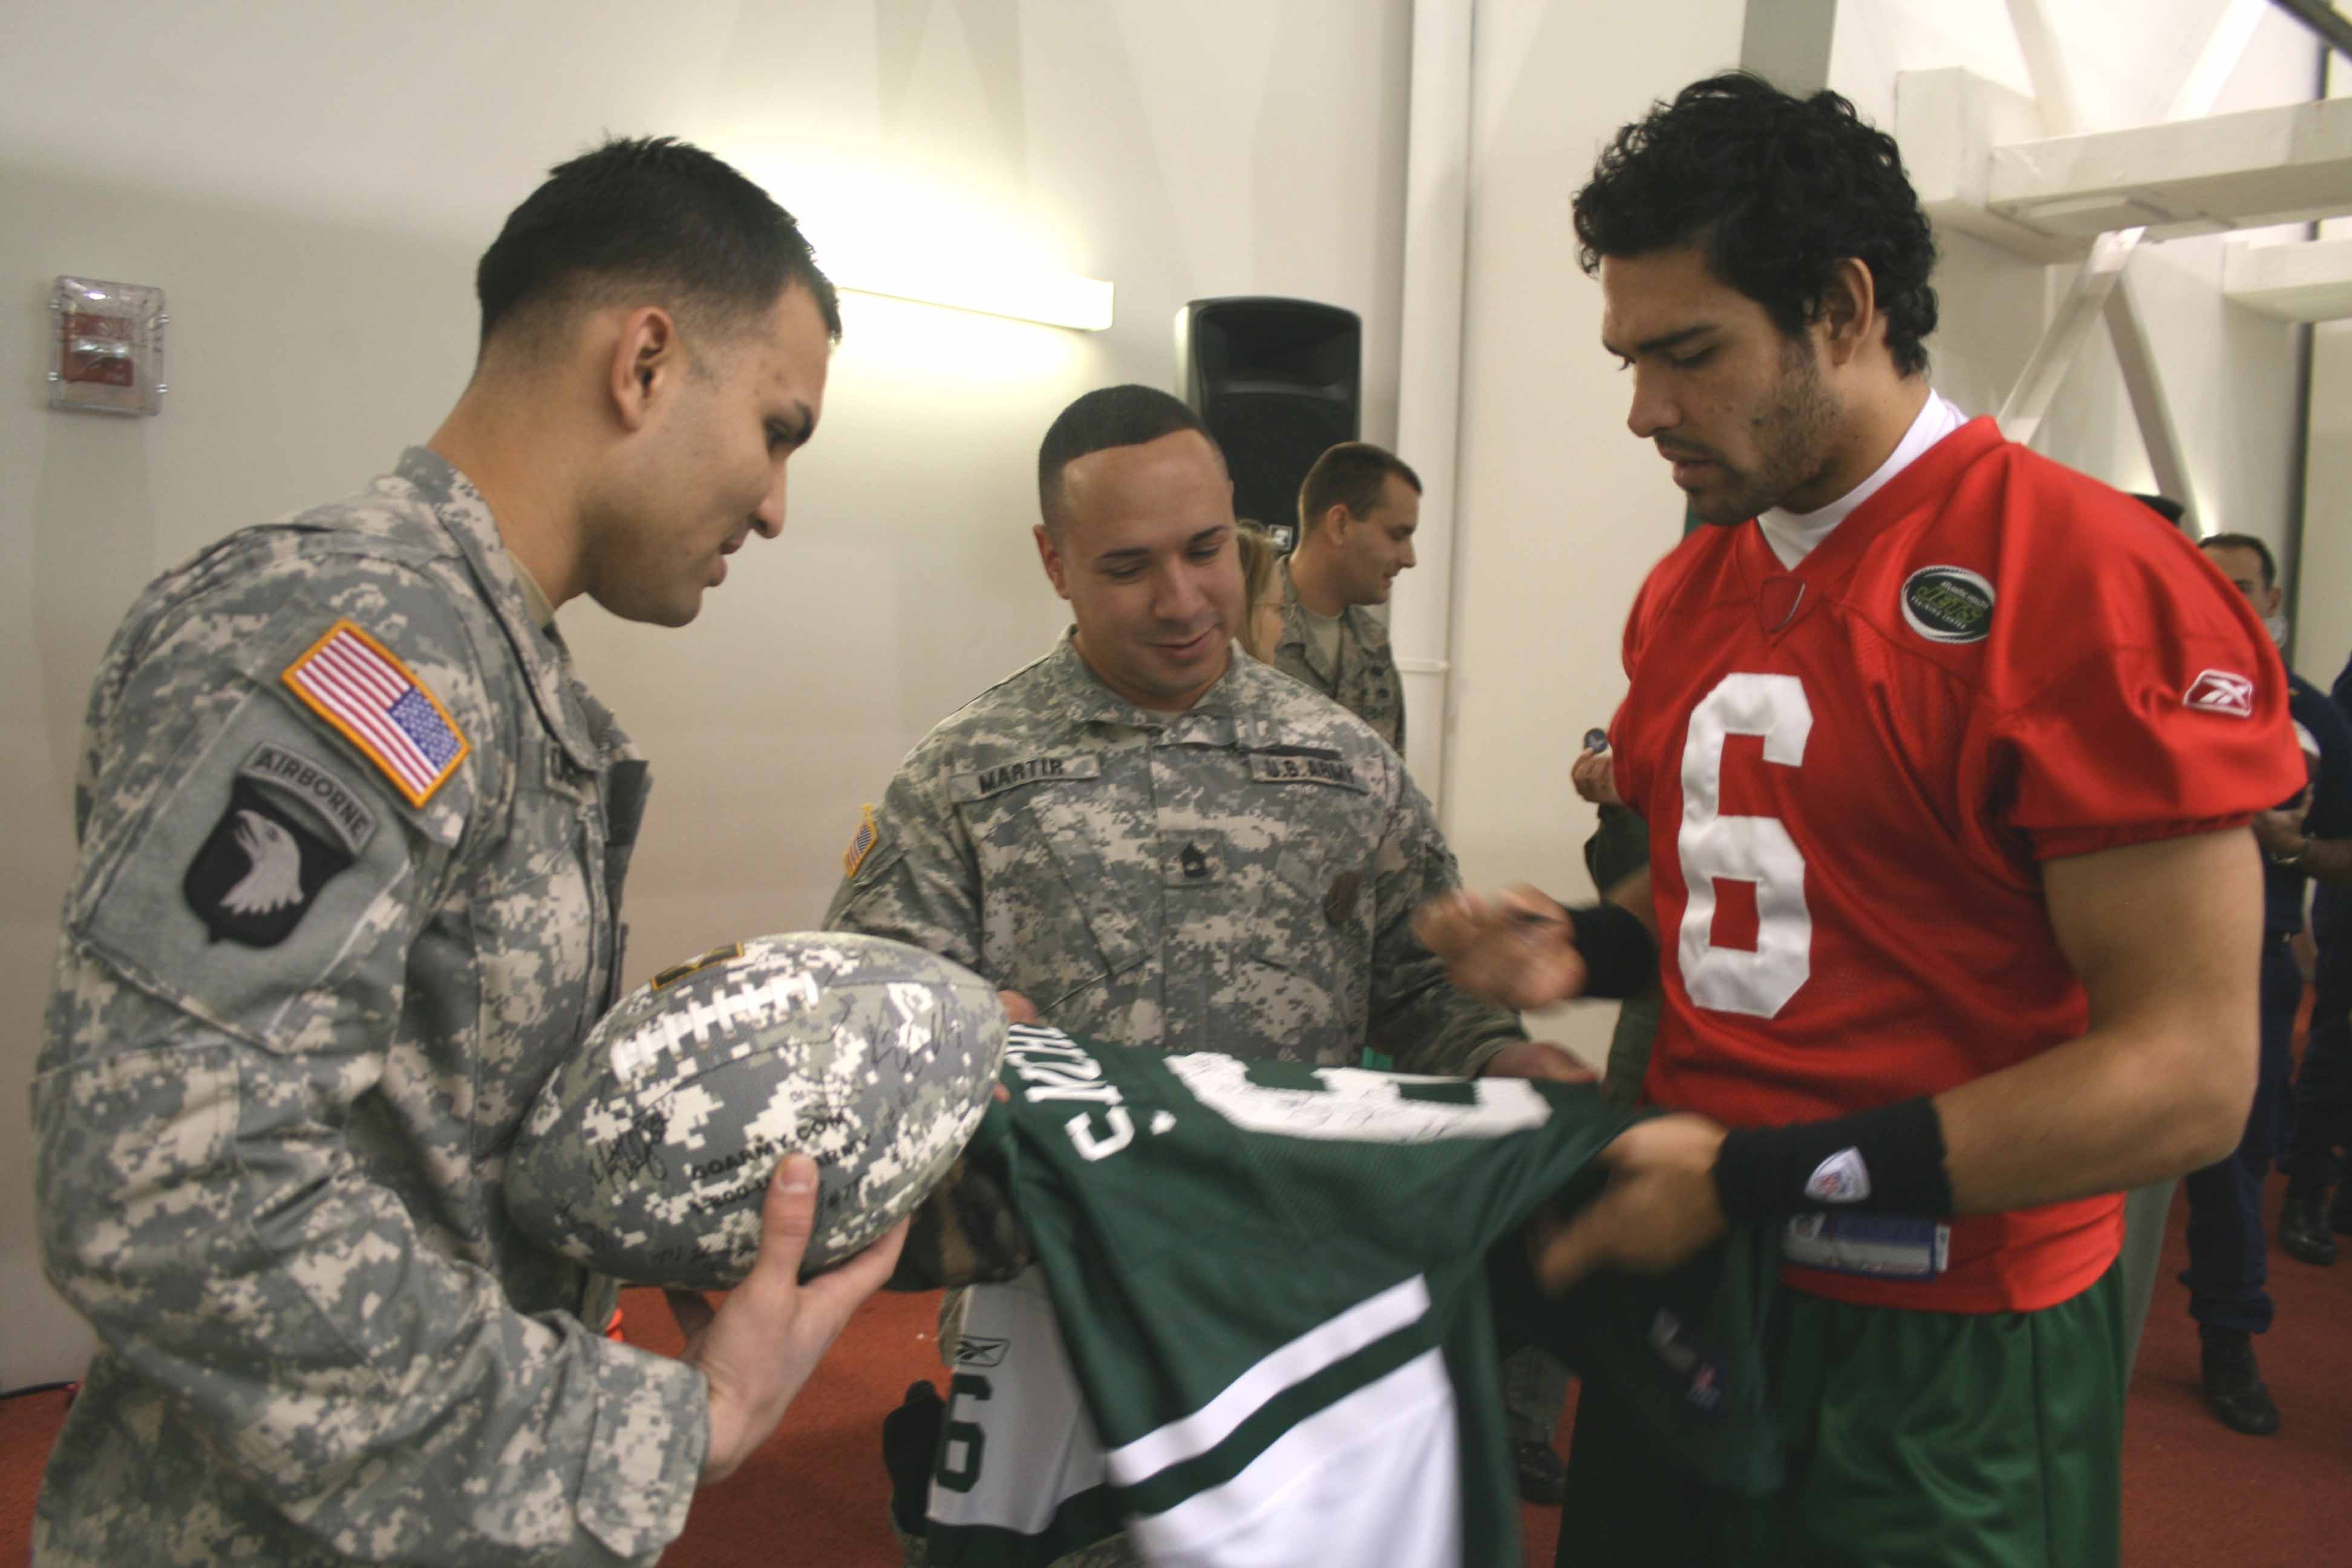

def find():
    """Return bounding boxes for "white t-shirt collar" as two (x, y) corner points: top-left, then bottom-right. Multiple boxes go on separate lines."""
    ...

(1758, 390), (1968, 569)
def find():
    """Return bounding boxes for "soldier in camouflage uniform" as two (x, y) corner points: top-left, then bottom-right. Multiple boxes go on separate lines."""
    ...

(1271, 441), (1421, 753)
(31, 139), (895, 1567)
(829, 632), (1506, 1073)
(834, 387), (1586, 1568)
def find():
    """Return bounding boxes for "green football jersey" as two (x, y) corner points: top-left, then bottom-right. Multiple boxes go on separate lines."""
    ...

(924, 1027), (1782, 1568)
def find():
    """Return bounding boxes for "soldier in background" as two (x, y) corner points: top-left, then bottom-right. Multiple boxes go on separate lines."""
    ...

(1273, 441), (1420, 753)
(2177, 532), (2352, 1436)
(831, 384), (1582, 1567)
(2281, 640), (2352, 1264)
(32, 138), (899, 1567)
(828, 389), (1528, 1077)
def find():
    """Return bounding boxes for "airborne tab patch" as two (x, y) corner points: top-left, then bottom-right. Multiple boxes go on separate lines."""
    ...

(238, 743), (377, 855)
(281, 620), (470, 807)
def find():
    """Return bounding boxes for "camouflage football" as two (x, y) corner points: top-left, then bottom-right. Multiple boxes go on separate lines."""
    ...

(509, 932), (1010, 1290)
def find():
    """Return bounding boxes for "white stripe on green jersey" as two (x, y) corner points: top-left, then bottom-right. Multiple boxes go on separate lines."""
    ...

(1107, 1273), (1431, 1485)
(923, 1028), (1639, 1567)
(1136, 1345), (1460, 1566)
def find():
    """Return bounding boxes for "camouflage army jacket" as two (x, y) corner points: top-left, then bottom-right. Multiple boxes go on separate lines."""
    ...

(825, 634), (1517, 1074)
(1273, 558), (1406, 753)
(32, 449), (705, 1566)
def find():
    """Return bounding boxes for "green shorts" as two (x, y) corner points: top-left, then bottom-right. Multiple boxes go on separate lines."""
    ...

(1557, 1264), (2127, 1568)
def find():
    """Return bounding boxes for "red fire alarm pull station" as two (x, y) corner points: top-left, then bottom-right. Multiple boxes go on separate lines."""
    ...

(49, 276), (166, 416)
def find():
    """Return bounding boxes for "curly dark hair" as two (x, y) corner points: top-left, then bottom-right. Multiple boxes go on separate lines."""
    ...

(1573, 73), (1938, 376)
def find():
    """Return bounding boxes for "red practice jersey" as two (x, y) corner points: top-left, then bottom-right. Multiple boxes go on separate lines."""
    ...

(1611, 417), (2299, 1312)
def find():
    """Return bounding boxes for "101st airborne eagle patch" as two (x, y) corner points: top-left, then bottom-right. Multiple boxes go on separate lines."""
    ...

(280, 619), (471, 806)
(183, 744), (380, 947)
(844, 804), (882, 878)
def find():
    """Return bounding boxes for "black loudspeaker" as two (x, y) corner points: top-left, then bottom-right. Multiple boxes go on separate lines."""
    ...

(1175, 297), (1361, 548)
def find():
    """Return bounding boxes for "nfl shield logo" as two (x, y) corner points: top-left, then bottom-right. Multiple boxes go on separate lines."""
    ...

(1804, 1147), (1872, 1205)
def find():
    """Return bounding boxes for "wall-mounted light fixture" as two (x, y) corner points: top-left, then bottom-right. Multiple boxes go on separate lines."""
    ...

(822, 241), (1114, 332)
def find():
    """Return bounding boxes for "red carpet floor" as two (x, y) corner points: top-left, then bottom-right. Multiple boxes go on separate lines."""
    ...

(8, 1191), (2348, 1566)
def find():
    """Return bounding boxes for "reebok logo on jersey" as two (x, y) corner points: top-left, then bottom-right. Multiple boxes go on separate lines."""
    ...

(2184, 668), (2256, 719)
(1805, 1148), (1871, 1204)
(956, 1336), (1011, 1368)
(1900, 566), (1994, 644)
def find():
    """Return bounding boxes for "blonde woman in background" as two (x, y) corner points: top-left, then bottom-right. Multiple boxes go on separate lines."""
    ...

(1235, 521), (1286, 663)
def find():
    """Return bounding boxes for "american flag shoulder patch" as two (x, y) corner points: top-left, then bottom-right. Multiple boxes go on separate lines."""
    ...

(844, 804), (881, 879)
(281, 619), (471, 808)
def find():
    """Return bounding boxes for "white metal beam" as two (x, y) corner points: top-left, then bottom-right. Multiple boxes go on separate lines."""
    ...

(1988, 95), (2352, 238)
(2224, 234), (2352, 317)
(2004, 0), (2081, 135)
(1896, 68), (2086, 261)
(1995, 227), (2143, 445)
(2103, 285), (2203, 518)
(1993, 0), (2267, 521)
(2167, 0), (2273, 122)
(1396, 0), (1472, 809)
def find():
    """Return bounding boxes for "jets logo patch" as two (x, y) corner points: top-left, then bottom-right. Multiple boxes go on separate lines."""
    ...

(1900, 566), (1995, 644)
(1804, 1147), (1872, 1204)
(2184, 668), (2256, 719)
(183, 779), (354, 947)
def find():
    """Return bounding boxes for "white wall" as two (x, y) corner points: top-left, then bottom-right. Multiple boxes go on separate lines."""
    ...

(2297, 53), (2351, 690)
(1440, 0), (2320, 1070)
(1442, 0), (1750, 1068)
(0, 0), (1415, 1386)
(2301, 321), (2352, 685)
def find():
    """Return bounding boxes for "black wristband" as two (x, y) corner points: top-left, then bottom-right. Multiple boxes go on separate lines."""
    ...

(1562, 901), (1655, 999)
(1711, 1097), (1953, 1227)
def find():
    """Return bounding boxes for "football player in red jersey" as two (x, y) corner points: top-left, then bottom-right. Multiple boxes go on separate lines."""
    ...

(1418, 73), (2301, 1567)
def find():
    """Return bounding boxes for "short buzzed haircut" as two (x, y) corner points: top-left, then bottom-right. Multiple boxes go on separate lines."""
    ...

(1037, 385), (1221, 537)
(2202, 531), (2278, 589)
(475, 136), (841, 353)
(1299, 442), (1421, 538)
